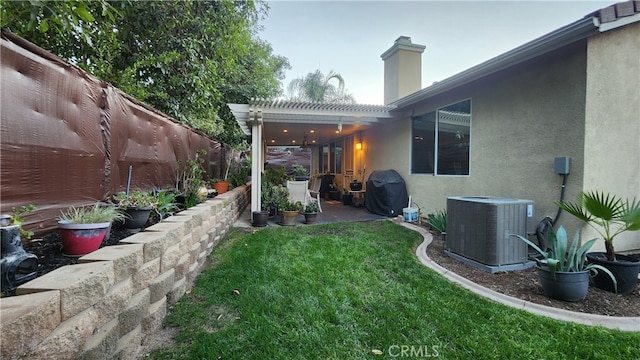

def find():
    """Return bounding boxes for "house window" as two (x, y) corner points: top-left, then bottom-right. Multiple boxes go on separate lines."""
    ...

(331, 141), (342, 174)
(318, 140), (343, 174)
(319, 145), (329, 173)
(412, 99), (471, 175)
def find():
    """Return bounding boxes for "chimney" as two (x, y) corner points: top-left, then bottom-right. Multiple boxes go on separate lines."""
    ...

(380, 36), (425, 105)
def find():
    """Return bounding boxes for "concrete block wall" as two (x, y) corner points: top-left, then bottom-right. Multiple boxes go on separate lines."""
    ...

(0, 184), (251, 359)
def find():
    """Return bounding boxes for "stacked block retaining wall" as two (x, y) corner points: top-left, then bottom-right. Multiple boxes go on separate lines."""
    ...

(0, 184), (250, 359)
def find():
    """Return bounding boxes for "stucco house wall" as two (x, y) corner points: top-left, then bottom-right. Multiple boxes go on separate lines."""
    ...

(366, 22), (639, 252)
(583, 22), (640, 251)
(365, 41), (590, 243)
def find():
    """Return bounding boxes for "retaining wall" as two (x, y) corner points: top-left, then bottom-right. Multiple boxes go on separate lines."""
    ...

(0, 184), (250, 359)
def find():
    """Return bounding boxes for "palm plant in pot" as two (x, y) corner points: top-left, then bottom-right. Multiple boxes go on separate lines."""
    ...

(58, 203), (126, 256)
(512, 226), (616, 301)
(556, 191), (640, 294)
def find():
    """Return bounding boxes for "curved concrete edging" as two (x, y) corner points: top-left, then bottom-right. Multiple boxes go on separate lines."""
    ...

(398, 221), (640, 332)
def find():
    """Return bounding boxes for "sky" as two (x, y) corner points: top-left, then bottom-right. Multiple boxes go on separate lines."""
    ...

(258, 1), (612, 105)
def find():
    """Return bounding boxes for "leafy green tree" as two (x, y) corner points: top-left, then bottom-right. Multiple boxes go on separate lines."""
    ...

(1, 0), (290, 146)
(1, 0), (122, 75)
(287, 69), (355, 104)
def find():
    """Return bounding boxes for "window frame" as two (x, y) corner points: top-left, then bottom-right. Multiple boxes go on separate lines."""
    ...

(318, 139), (344, 175)
(411, 98), (472, 177)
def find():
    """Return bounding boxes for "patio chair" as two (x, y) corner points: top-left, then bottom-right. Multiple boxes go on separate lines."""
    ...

(308, 178), (322, 212)
(308, 178), (323, 211)
(286, 180), (322, 213)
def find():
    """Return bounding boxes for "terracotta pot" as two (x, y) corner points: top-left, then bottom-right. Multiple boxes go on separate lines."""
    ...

(58, 221), (110, 256)
(280, 210), (299, 226)
(213, 181), (230, 194)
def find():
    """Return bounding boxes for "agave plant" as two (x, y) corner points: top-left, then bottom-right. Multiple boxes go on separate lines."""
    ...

(511, 226), (616, 291)
(427, 209), (447, 235)
(556, 191), (640, 261)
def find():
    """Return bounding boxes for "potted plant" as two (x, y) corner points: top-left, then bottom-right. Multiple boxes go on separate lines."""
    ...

(149, 190), (178, 224)
(58, 203), (126, 256)
(329, 182), (340, 200)
(113, 189), (157, 232)
(213, 148), (238, 194)
(556, 191), (640, 294)
(253, 180), (272, 227)
(291, 163), (307, 181)
(268, 184), (289, 217)
(342, 188), (353, 206)
(349, 178), (363, 191)
(279, 200), (301, 226)
(252, 208), (269, 227)
(511, 226), (616, 301)
(176, 150), (209, 204)
(303, 202), (319, 224)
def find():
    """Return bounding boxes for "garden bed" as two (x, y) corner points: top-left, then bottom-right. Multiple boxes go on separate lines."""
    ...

(425, 233), (640, 317)
(10, 220), (640, 317)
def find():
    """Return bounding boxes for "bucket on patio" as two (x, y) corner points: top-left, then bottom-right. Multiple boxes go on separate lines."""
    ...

(403, 207), (418, 222)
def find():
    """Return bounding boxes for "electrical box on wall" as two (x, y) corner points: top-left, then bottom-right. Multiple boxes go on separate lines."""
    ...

(554, 156), (570, 175)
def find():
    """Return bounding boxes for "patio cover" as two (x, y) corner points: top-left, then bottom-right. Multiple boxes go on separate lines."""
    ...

(228, 99), (394, 216)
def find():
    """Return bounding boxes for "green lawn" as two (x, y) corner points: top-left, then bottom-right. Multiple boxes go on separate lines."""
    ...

(150, 221), (640, 359)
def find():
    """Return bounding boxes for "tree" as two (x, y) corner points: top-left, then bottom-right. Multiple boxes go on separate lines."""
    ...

(0, 0), (122, 75)
(1, 0), (290, 146)
(287, 69), (355, 104)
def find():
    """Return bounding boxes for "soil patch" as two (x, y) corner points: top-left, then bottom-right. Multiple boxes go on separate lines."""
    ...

(425, 233), (640, 317)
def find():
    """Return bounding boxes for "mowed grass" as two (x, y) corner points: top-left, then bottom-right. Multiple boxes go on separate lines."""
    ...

(150, 221), (640, 359)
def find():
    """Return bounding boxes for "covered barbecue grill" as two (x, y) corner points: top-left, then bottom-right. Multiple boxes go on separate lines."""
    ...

(365, 169), (409, 217)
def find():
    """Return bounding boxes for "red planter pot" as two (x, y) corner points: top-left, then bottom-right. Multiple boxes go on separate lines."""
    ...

(58, 221), (110, 257)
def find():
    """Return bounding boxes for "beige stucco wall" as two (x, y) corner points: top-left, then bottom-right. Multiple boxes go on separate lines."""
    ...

(583, 22), (640, 252)
(366, 42), (591, 243)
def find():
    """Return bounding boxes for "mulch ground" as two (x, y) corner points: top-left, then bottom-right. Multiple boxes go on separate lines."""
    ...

(425, 233), (640, 317)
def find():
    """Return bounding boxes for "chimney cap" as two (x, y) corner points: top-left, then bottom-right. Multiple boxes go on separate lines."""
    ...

(395, 36), (412, 45)
(380, 36), (426, 60)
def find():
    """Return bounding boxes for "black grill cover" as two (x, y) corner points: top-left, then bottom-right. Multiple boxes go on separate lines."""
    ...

(365, 169), (409, 217)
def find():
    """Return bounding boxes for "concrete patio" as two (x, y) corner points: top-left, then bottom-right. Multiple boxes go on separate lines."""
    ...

(235, 199), (388, 228)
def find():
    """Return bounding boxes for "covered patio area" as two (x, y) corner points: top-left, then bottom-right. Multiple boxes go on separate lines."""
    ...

(234, 198), (389, 228)
(228, 99), (395, 220)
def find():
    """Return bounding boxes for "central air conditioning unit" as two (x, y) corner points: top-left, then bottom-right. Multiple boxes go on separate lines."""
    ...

(445, 196), (535, 273)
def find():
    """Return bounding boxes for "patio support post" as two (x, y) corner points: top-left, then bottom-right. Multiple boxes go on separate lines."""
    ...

(250, 110), (263, 218)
